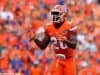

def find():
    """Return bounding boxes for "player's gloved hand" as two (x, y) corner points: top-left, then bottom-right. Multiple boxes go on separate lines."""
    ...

(35, 27), (46, 41)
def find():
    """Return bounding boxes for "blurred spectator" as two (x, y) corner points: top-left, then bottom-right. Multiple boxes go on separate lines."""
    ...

(30, 60), (41, 75)
(0, 10), (14, 21)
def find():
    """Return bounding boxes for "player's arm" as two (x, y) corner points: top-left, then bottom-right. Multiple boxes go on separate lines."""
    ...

(64, 28), (77, 49)
(34, 32), (50, 50)
(30, 27), (50, 50)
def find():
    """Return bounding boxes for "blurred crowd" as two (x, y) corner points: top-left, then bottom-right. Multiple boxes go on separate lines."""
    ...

(0, 0), (100, 75)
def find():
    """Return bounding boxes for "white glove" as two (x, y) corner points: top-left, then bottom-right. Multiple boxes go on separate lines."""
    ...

(35, 27), (46, 41)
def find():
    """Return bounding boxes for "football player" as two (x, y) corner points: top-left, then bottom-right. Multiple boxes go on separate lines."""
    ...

(31, 5), (77, 75)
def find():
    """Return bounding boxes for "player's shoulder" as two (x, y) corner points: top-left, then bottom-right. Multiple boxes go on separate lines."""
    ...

(45, 21), (53, 29)
(65, 20), (77, 31)
(69, 25), (77, 31)
(45, 21), (53, 26)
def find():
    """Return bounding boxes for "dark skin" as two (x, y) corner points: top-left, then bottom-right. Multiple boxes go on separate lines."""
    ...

(31, 21), (77, 50)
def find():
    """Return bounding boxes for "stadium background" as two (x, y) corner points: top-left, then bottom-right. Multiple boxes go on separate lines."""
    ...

(0, 0), (99, 75)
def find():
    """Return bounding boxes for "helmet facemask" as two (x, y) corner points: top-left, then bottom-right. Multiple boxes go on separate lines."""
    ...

(51, 11), (60, 23)
(51, 11), (65, 23)
(50, 5), (67, 23)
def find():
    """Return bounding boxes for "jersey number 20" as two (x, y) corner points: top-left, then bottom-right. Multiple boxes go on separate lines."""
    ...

(51, 37), (67, 50)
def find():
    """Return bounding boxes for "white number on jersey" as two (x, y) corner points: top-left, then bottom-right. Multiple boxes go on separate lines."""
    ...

(51, 37), (67, 50)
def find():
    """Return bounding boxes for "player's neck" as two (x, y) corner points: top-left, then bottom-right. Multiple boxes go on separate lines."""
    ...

(53, 21), (64, 29)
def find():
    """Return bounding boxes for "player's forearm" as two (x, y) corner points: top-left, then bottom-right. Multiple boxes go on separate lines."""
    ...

(34, 38), (49, 50)
(64, 39), (77, 49)
(33, 34), (50, 50)
(65, 31), (77, 49)
(30, 35), (46, 49)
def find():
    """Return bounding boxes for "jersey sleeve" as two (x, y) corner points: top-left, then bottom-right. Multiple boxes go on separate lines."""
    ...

(68, 25), (77, 40)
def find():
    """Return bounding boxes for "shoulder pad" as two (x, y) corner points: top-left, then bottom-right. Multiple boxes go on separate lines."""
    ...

(69, 26), (77, 31)
(45, 22), (53, 26)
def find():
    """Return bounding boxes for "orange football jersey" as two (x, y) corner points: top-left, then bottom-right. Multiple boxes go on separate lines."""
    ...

(45, 21), (77, 58)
